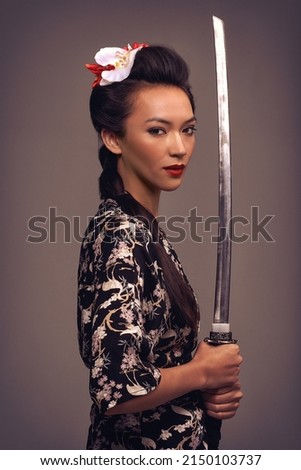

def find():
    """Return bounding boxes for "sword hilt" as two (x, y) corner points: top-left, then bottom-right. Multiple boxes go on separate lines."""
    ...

(204, 330), (237, 345)
(204, 323), (237, 345)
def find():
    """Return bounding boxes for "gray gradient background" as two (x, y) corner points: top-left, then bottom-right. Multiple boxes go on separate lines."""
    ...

(1, 0), (300, 450)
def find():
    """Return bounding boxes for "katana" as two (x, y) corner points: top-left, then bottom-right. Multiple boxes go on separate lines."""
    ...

(206, 16), (236, 345)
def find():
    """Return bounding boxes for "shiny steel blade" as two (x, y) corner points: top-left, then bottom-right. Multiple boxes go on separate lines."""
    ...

(212, 16), (232, 331)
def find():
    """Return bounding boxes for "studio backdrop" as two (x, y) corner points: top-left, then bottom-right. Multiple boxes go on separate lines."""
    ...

(0, 0), (300, 450)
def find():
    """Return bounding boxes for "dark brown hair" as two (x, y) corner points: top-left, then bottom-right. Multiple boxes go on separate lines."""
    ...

(89, 45), (199, 330)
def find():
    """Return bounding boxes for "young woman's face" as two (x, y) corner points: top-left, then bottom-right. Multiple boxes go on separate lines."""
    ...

(115, 85), (197, 210)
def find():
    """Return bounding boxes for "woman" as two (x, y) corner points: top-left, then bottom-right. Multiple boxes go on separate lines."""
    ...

(77, 43), (243, 450)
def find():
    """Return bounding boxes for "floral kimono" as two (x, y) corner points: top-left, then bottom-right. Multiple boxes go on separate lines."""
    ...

(77, 198), (208, 449)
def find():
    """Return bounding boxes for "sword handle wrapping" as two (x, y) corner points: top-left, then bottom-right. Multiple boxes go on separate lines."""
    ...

(204, 330), (237, 345)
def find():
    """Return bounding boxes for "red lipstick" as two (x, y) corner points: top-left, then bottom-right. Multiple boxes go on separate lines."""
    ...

(164, 164), (185, 177)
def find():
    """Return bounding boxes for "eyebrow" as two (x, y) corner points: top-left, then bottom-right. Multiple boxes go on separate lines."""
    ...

(144, 116), (197, 125)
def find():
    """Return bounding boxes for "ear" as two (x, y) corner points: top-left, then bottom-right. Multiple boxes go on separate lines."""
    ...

(100, 129), (122, 155)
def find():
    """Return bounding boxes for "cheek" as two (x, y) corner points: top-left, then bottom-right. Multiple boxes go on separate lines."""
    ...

(139, 143), (162, 164)
(187, 139), (196, 157)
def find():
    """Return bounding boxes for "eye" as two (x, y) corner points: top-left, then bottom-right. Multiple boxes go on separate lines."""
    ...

(147, 128), (166, 136)
(183, 126), (197, 135)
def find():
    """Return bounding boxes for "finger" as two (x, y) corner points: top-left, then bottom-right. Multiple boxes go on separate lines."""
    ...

(203, 389), (243, 405)
(203, 393), (242, 407)
(204, 397), (241, 414)
(203, 382), (241, 395)
(206, 409), (238, 420)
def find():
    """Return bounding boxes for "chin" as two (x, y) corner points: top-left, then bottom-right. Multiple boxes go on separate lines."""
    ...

(162, 180), (183, 192)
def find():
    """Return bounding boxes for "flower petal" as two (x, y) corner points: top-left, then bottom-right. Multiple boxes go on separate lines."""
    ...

(85, 63), (115, 88)
(86, 43), (148, 87)
(101, 67), (130, 84)
(101, 47), (143, 84)
(95, 47), (125, 66)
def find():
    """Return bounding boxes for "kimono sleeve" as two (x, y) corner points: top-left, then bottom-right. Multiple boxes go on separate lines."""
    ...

(89, 226), (161, 413)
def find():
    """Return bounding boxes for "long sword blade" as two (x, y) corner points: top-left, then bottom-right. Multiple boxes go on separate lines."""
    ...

(207, 16), (235, 344)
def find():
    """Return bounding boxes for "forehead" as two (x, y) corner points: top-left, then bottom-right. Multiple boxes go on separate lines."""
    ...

(129, 85), (194, 120)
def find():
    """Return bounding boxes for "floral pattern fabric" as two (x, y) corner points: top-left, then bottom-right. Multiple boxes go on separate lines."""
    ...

(77, 198), (208, 449)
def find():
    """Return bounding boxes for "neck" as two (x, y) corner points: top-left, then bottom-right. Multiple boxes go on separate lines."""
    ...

(140, 192), (160, 217)
(126, 187), (160, 217)
(117, 168), (161, 217)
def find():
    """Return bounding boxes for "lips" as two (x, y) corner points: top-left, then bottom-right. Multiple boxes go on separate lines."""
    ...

(164, 164), (186, 177)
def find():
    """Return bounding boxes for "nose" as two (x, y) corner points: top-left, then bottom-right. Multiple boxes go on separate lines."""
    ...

(169, 132), (187, 158)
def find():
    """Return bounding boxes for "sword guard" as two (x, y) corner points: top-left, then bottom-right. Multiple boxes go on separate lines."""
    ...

(205, 330), (237, 345)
